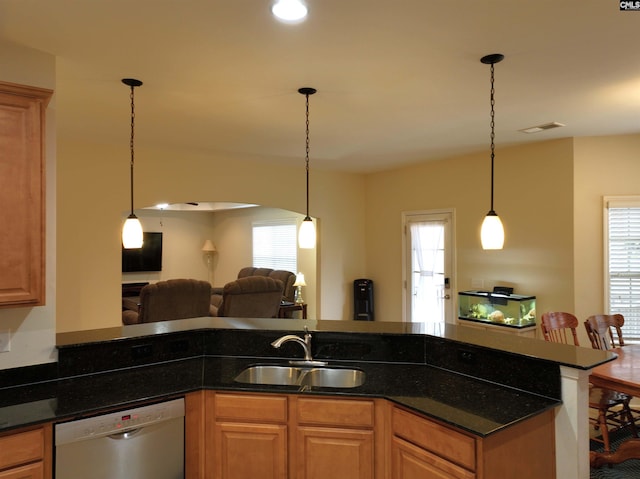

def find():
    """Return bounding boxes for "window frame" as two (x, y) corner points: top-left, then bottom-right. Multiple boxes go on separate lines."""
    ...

(604, 196), (640, 340)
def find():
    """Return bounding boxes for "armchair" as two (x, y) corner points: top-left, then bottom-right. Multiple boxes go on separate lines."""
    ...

(122, 278), (212, 325)
(216, 276), (284, 318)
(210, 267), (297, 316)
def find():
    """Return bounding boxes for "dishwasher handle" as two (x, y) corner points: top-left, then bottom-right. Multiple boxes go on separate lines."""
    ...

(108, 428), (143, 440)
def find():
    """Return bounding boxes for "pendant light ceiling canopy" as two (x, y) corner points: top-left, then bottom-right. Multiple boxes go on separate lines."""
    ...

(480, 54), (505, 250)
(121, 78), (144, 249)
(298, 87), (316, 249)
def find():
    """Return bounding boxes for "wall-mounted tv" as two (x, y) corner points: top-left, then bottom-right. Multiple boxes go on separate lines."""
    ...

(122, 232), (163, 273)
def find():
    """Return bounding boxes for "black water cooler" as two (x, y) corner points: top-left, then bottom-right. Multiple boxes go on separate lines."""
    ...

(353, 279), (374, 321)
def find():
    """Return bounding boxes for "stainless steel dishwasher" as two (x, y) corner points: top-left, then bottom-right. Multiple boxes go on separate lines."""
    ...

(55, 397), (185, 479)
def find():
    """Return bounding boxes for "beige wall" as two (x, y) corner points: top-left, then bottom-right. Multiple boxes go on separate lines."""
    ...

(366, 139), (576, 325)
(57, 141), (366, 332)
(574, 134), (640, 345)
(0, 41), (57, 369)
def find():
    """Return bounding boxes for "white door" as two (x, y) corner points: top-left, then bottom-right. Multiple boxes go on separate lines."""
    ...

(402, 210), (455, 325)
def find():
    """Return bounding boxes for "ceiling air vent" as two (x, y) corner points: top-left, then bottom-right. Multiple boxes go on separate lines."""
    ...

(519, 122), (565, 134)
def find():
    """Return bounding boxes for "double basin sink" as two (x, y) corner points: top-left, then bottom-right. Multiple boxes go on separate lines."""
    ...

(234, 364), (365, 389)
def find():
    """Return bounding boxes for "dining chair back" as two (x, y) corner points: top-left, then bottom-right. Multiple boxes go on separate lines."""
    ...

(540, 312), (580, 345)
(584, 314), (626, 350)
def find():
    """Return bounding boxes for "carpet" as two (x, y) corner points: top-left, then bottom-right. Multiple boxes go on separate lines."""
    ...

(591, 429), (640, 478)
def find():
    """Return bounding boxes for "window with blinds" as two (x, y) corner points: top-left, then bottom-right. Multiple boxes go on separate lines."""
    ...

(252, 219), (297, 272)
(606, 198), (640, 339)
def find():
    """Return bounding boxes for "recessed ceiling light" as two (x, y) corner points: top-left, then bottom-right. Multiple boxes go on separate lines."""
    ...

(519, 122), (565, 134)
(272, 0), (308, 23)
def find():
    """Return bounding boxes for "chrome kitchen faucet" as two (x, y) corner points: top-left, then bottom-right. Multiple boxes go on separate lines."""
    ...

(271, 326), (327, 366)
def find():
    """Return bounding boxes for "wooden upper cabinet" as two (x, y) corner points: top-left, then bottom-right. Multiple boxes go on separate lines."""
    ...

(0, 81), (52, 308)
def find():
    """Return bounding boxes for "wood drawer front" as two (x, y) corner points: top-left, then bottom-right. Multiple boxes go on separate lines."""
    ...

(297, 397), (375, 427)
(392, 407), (475, 472)
(392, 436), (475, 479)
(0, 462), (43, 479)
(0, 428), (44, 470)
(215, 393), (288, 423)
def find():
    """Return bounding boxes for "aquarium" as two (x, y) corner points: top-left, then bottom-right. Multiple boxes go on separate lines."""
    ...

(458, 290), (536, 328)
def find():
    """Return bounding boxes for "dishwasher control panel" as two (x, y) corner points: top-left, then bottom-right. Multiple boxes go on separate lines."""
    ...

(55, 397), (185, 445)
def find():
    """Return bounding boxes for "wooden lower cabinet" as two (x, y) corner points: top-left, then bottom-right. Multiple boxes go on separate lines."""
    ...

(200, 392), (555, 479)
(205, 392), (379, 479)
(295, 427), (373, 479)
(215, 422), (287, 479)
(207, 392), (288, 479)
(0, 424), (51, 479)
(292, 396), (377, 479)
(391, 405), (555, 479)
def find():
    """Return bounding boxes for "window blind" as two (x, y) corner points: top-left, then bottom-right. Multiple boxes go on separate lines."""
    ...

(252, 219), (297, 272)
(607, 203), (640, 339)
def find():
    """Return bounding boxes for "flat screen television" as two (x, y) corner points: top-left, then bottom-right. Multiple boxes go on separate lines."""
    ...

(122, 232), (163, 272)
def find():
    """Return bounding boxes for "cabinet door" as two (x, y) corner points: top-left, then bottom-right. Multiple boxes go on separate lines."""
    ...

(0, 462), (43, 479)
(295, 426), (374, 479)
(392, 437), (475, 479)
(214, 422), (287, 479)
(0, 82), (51, 307)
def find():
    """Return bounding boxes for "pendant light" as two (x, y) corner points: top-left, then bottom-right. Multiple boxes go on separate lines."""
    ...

(480, 54), (505, 250)
(298, 87), (316, 249)
(272, 0), (308, 22)
(121, 78), (144, 249)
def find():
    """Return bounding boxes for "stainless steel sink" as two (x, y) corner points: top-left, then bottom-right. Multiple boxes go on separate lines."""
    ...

(233, 365), (365, 388)
(302, 368), (366, 388)
(233, 365), (300, 386)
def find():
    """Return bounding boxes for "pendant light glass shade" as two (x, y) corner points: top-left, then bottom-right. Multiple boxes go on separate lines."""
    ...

(272, 0), (307, 22)
(121, 78), (144, 249)
(122, 214), (144, 249)
(298, 217), (315, 249)
(298, 87), (317, 249)
(480, 54), (505, 250)
(481, 211), (504, 250)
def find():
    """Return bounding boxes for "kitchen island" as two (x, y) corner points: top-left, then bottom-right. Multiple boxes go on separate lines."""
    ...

(0, 317), (614, 478)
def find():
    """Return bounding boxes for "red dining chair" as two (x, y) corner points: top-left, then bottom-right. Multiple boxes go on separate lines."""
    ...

(541, 312), (637, 453)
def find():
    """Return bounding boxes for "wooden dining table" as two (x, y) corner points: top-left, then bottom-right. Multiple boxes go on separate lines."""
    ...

(589, 344), (640, 467)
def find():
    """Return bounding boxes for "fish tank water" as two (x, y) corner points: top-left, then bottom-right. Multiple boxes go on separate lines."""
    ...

(458, 291), (536, 328)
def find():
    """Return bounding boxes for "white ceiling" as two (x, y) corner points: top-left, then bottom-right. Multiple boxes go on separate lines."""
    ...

(1, 0), (639, 173)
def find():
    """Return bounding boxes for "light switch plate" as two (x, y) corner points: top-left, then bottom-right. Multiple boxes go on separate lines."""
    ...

(0, 330), (11, 352)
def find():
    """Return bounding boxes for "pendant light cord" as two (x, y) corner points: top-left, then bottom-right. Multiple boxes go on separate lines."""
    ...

(129, 84), (136, 216)
(489, 61), (496, 213)
(304, 92), (310, 219)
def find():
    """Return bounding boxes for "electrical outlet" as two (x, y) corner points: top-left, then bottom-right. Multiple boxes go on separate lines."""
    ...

(0, 330), (11, 353)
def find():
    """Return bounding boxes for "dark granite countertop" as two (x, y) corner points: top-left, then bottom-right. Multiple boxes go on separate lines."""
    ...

(0, 356), (558, 437)
(0, 317), (614, 437)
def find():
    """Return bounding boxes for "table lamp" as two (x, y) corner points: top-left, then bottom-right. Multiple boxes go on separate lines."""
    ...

(293, 272), (306, 304)
(202, 240), (216, 284)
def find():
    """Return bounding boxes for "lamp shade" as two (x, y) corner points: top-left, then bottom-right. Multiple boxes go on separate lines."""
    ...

(480, 211), (505, 250)
(122, 215), (143, 249)
(202, 239), (216, 252)
(293, 272), (306, 287)
(272, 0), (307, 22)
(298, 218), (316, 249)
